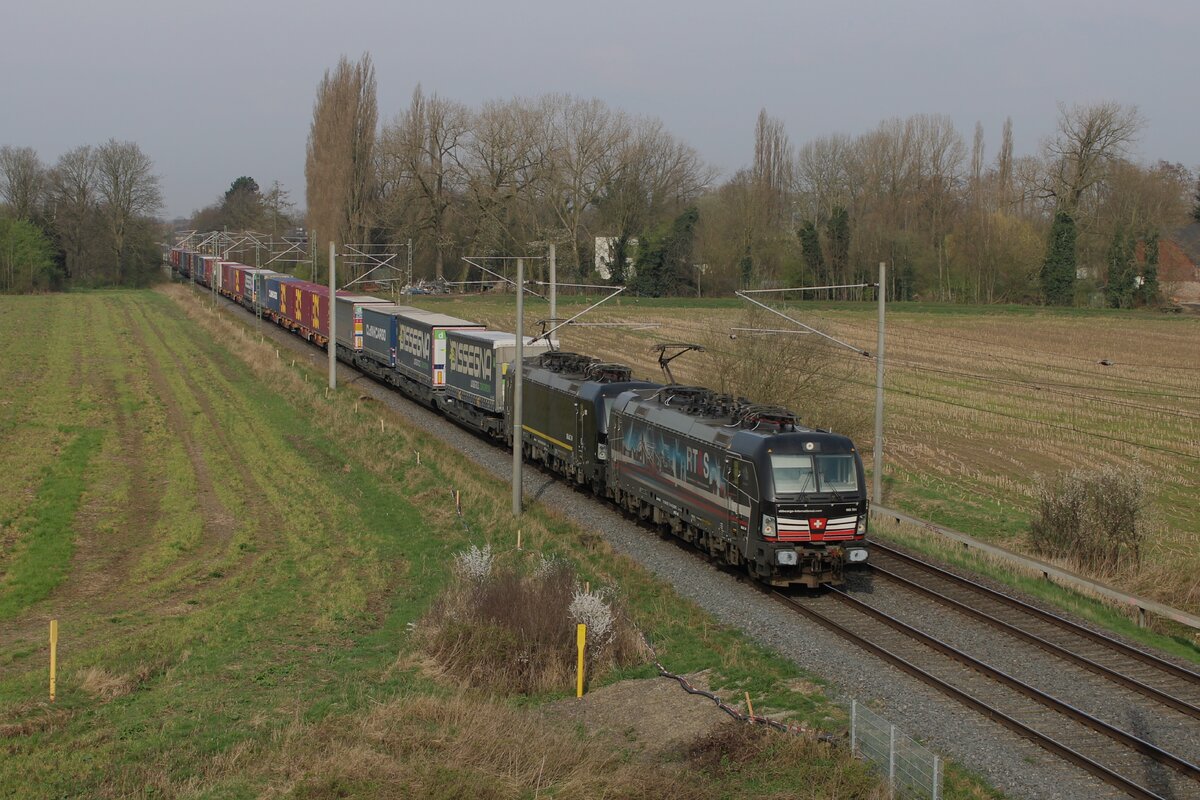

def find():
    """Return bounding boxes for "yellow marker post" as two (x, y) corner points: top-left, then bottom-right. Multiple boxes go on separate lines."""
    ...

(744, 691), (754, 721)
(576, 623), (587, 698)
(49, 619), (58, 702)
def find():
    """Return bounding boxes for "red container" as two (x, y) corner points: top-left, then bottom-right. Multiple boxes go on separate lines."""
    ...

(278, 279), (332, 338)
(222, 263), (253, 301)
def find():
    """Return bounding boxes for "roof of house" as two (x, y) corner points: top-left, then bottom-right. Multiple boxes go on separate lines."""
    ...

(1165, 222), (1200, 266)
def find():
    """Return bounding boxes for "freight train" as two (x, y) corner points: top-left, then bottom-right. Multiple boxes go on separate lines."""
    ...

(168, 247), (869, 587)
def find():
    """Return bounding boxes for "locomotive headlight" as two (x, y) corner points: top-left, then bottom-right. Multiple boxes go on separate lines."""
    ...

(597, 444), (608, 461)
(857, 516), (868, 535)
(761, 515), (776, 537)
(776, 549), (798, 566)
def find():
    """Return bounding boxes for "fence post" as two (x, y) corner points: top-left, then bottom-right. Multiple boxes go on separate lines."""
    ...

(888, 724), (896, 799)
(932, 754), (941, 800)
(850, 699), (857, 755)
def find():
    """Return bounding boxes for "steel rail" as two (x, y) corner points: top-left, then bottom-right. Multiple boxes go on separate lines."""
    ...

(871, 541), (1200, 684)
(772, 590), (1168, 800)
(868, 562), (1200, 720)
(825, 587), (1199, 781)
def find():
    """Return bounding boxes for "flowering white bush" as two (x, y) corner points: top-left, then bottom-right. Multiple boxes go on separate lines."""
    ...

(454, 543), (493, 582)
(569, 587), (615, 650)
(534, 553), (569, 579)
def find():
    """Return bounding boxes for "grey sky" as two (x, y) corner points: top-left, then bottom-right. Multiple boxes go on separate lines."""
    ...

(4, 0), (1196, 219)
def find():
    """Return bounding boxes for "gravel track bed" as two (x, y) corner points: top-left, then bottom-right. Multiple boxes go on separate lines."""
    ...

(204, 289), (1134, 800)
(851, 570), (1200, 768)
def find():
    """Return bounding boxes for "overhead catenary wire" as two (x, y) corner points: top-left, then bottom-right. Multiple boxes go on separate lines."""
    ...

(589, 320), (1199, 459)
(747, 304), (1200, 391)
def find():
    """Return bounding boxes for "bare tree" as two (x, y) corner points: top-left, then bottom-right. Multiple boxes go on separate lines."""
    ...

(0, 146), (45, 221)
(380, 84), (469, 279)
(795, 133), (853, 223)
(95, 139), (162, 285)
(1040, 102), (1144, 213)
(46, 145), (98, 280)
(305, 53), (378, 273)
(453, 96), (552, 256)
(543, 96), (630, 276)
(595, 117), (712, 281)
(262, 180), (296, 237)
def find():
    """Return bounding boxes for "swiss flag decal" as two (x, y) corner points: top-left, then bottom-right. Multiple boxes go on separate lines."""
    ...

(810, 518), (828, 531)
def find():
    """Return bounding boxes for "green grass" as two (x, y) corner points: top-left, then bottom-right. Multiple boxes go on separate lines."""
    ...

(0, 426), (103, 620)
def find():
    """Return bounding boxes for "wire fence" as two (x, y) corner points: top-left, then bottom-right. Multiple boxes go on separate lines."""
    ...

(850, 699), (942, 799)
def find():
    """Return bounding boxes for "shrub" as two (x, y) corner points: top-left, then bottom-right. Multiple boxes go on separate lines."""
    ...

(418, 551), (646, 695)
(1029, 465), (1148, 573)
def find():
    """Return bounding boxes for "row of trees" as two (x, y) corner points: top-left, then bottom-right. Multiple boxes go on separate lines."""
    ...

(0, 141), (163, 291)
(302, 55), (712, 289)
(300, 58), (1196, 303)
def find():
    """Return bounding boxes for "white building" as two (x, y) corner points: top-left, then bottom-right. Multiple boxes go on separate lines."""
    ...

(594, 236), (637, 281)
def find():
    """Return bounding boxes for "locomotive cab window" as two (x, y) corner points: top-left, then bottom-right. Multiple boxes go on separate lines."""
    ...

(770, 454), (815, 494)
(771, 453), (858, 495)
(815, 455), (858, 493)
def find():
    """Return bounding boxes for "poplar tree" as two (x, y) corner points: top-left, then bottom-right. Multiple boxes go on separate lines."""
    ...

(305, 53), (377, 277)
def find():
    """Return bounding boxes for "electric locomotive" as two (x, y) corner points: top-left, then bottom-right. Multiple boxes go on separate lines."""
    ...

(506, 352), (658, 492)
(607, 385), (868, 588)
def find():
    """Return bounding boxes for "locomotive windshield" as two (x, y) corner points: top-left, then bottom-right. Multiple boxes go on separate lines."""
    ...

(771, 454), (859, 495)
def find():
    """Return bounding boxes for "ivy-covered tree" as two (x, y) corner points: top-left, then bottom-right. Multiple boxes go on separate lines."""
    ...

(1104, 228), (1136, 308)
(1040, 209), (1077, 306)
(825, 207), (851, 296)
(797, 220), (824, 287)
(1140, 232), (1160, 306)
(631, 207), (700, 296)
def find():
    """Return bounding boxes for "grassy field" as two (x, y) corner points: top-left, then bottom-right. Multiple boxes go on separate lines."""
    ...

(408, 292), (1200, 621)
(0, 289), (909, 799)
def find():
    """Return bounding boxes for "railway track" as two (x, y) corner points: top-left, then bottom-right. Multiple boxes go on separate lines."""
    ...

(868, 541), (1200, 716)
(777, 587), (1200, 799)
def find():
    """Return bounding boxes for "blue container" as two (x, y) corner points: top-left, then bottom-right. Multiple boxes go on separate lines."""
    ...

(361, 304), (405, 368)
(263, 275), (302, 316)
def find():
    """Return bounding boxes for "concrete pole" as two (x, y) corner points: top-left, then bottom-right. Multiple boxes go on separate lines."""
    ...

(549, 242), (557, 325)
(873, 262), (886, 505)
(328, 242), (337, 390)
(406, 237), (413, 291)
(513, 257), (524, 516)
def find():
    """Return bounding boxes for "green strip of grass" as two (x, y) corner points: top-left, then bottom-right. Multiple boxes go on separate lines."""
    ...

(0, 426), (104, 620)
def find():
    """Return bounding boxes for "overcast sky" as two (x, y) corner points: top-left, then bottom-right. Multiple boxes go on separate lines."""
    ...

(4, 0), (1196, 219)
